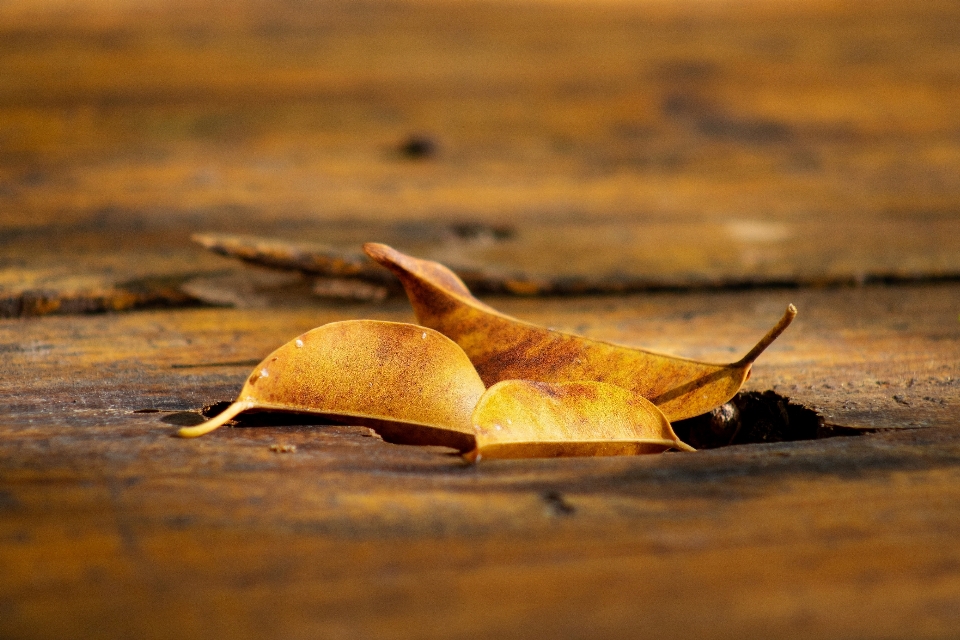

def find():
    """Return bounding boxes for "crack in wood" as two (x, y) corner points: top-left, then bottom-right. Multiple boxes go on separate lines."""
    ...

(672, 390), (859, 449)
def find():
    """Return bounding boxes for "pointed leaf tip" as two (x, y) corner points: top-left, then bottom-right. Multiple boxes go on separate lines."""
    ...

(364, 242), (478, 301)
(362, 242), (390, 259)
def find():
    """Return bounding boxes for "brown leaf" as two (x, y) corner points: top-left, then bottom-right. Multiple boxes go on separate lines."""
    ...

(364, 242), (796, 422)
(176, 320), (485, 451)
(467, 380), (694, 461)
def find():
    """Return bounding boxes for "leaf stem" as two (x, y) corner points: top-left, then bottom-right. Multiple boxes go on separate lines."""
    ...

(176, 401), (252, 438)
(734, 304), (797, 367)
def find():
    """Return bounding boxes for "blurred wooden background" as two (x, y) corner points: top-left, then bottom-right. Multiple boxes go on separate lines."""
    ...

(1, 1), (959, 638)
(3, 0), (960, 304)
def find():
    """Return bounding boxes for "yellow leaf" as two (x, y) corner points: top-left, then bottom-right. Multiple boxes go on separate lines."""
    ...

(365, 243), (795, 422)
(467, 380), (694, 461)
(176, 320), (485, 451)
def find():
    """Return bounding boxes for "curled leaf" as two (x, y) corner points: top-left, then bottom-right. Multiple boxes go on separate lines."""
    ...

(364, 243), (796, 422)
(467, 380), (693, 461)
(177, 320), (486, 451)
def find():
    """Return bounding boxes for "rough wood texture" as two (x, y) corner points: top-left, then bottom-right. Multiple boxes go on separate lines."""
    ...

(2, 0), (960, 312)
(3, 0), (960, 638)
(3, 284), (960, 640)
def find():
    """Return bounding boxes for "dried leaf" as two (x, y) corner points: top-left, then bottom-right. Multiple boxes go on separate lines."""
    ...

(176, 320), (485, 451)
(467, 380), (694, 461)
(364, 243), (796, 422)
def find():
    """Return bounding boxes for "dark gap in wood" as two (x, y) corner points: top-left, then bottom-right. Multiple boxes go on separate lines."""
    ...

(199, 401), (340, 427)
(446, 222), (516, 242)
(396, 134), (439, 160)
(192, 233), (960, 299)
(193, 394), (868, 451)
(171, 359), (262, 369)
(160, 412), (208, 427)
(0, 275), (211, 318)
(541, 491), (576, 516)
(672, 390), (864, 449)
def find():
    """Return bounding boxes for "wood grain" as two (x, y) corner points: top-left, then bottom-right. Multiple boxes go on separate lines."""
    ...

(2, 0), (959, 637)
(2, 0), (960, 312)
(2, 284), (959, 639)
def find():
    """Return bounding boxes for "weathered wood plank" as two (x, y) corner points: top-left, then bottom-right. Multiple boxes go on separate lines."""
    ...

(1, 284), (959, 639)
(2, 0), (960, 313)
(2, 0), (959, 637)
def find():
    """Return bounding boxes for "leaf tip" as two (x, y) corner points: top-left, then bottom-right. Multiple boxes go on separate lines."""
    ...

(362, 242), (393, 262)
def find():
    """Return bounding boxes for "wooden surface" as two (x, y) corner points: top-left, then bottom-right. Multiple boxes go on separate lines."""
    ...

(3, 0), (960, 311)
(2, 0), (960, 638)
(3, 288), (960, 639)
